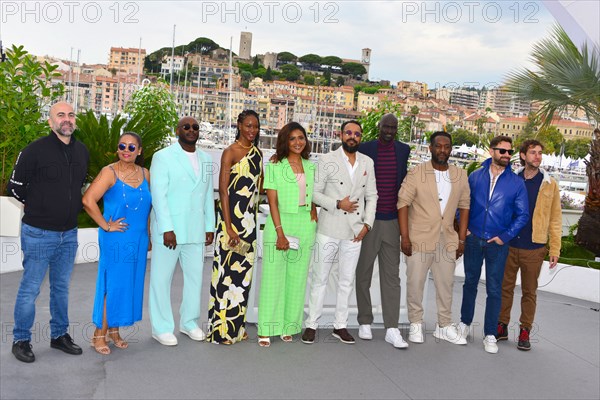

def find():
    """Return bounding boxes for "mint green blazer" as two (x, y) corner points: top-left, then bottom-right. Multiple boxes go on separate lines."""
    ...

(150, 143), (215, 243)
(263, 158), (315, 213)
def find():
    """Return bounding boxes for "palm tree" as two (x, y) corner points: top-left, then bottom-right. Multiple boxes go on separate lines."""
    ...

(576, 128), (600, 254)
(505, 24), (600, 255)
(505, 24), (599, 127)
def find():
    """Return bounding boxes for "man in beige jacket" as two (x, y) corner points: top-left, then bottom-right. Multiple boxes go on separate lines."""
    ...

(398, 131), (470, 345)
(497, 139), (561, 351)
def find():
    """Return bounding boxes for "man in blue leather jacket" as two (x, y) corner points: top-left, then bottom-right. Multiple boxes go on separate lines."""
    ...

(457, 136), (529, 354)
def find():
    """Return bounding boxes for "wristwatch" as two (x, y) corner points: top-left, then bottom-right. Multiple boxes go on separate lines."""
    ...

(364, 223), (371, 232)
(336, 200), (341, 209)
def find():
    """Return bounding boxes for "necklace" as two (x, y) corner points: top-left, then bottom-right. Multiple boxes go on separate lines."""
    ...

(117, 163), (144, 211)
(236, 140), (253, 149)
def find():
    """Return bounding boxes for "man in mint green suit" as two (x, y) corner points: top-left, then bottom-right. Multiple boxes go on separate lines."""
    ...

(149, 116), (215, 346)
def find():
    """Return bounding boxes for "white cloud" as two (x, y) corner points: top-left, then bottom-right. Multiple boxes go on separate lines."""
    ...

(1, 0), (556, 86)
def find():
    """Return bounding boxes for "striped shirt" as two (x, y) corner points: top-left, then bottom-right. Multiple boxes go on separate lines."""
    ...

(376, 139), (398, 219)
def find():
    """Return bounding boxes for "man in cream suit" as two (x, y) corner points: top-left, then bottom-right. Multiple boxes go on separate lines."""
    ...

(301, 120), (377, 344)
(397, 131), (470, 345)
(149, 116), (215, 346)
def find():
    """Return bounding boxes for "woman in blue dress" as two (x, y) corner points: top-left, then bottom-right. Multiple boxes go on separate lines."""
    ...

(82, 132), (152, 355)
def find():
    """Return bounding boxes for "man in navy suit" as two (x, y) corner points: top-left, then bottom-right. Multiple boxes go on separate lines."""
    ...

(355, 113), (411, 349)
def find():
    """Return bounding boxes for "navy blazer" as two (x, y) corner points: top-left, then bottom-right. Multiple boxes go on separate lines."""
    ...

(358, 139), (411, 197)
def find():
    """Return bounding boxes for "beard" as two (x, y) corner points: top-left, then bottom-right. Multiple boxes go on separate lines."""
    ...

(432, 153), (449, 165)
(342, 141), (359, 153)
(54, 121), (74, 136)
(179, 134), (198, 146)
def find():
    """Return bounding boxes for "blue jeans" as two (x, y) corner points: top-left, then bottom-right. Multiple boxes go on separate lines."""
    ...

(13, 223), (78, 342)
(460, 234), (509, 336)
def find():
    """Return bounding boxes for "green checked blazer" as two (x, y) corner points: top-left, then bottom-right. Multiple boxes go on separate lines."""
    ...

(263, 157), (315, 212)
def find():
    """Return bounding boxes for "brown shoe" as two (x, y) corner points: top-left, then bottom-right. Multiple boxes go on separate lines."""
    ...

(301, 328), (316, 344)
(332, 328), (355, 344)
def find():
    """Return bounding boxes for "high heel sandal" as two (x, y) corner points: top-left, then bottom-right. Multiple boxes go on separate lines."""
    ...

(258, 336), (271, 347)
(91, 336), (111, 355)
(106, 329), (128, 349)
(280, 335), (293, 343)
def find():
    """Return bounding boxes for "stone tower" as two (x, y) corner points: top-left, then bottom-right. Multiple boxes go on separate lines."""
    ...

(239, 32), (252, 60)
(361, 48), (371, 80)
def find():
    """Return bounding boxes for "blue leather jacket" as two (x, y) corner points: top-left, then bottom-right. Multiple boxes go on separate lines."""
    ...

(468, 158), (529, 244)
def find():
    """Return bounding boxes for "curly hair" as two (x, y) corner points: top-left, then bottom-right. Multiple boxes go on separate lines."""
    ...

(275, 122), (310, 161)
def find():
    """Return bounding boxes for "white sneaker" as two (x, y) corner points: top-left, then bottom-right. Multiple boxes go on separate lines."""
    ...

(457, 322), (471, 341)
(180, 327), (206, 341)
(152, 332), (178, 346)
(433, 323), (467, 345)
(385, 328), (409, 349)
(408, 323), (424, 343)
(483, 335), (499, 354)
(358, 324), (372, 340)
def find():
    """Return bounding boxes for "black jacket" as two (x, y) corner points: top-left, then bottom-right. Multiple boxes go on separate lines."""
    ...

(7, 131), (89, 231)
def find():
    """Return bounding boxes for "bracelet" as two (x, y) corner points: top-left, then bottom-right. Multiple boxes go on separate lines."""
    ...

(105, 222), (111, 232)
(336, 200), (341, 209)
(459, 240), (465, 244)
(275, 225), (282, 230)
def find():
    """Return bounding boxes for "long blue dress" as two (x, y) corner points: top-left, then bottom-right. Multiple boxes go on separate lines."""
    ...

(92, 169), (152, 328)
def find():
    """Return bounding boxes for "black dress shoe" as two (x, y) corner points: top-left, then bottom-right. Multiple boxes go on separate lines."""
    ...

(12, 341), (35, 363)
(50, 333), (83, 355)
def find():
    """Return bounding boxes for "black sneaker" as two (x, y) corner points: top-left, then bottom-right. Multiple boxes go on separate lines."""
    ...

(332, 328), (355, 344)
(12, 341), (35, 363)
(50, 333), (83, 355)
(301, 328), (316, 344)
(496, 322), (508, 341)
(517, 327), (531, 351)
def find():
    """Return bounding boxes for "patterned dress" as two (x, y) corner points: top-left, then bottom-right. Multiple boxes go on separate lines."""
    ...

(207, 146), (262, 343)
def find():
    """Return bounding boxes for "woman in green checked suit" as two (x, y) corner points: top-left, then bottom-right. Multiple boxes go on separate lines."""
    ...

(257, 122), (317, 347)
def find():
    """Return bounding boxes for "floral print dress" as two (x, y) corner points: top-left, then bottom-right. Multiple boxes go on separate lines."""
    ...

(207, 146), (262, 343)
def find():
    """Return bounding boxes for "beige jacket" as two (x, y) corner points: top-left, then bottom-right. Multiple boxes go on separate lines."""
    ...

(517, 167), (562, 257)
(397, 161), (470, 253)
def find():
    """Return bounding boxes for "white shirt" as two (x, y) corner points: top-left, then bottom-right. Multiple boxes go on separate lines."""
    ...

(185, 150), (199, 176)
(343, 152), (359, 181)
(434, 169), (451, 214)
(488, 167), (503, 199)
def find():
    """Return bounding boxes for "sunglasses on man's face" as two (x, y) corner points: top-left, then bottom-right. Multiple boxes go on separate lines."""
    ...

(343, 130), (362, 138)
(492, 147), (514, 155)
(181, 123), (200, 131)
(118, 143), (137, 152)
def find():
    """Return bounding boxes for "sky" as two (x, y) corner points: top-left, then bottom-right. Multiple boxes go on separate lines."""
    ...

(0, 1), (558, 88)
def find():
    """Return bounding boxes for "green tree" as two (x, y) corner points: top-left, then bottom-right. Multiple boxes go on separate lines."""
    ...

(252, 55), (260, 70)
(280, 64), (301, 82)
(303, 74), (315, 85)
(323, 69), (331, 86)
(451, 128), (479, 146)
(277, 51), (297, 63)
(358, 100), (404, 142)
(187, 37), (220, 55)
(264, 66), (273, 81)
(564, 138), (592, 159)
(335, 76), (345, 86)
(505, 24), (600, 128)
(342, 62), (367, 78)
(321, 56), (343, 68)
(75, 110), (172, 183)
(0, 45), (64, 193)
(124, 84), (178, 134)
(537, 126), (564, 155)
(299, 54), (322, 69)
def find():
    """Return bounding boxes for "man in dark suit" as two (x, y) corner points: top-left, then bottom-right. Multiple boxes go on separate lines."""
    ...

(355, 113), (411, 348)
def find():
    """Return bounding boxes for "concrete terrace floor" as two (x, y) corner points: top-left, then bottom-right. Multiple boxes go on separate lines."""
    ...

(0, 258), (598, 400)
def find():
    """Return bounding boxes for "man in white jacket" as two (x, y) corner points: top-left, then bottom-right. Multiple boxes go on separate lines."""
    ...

(301, 120), (378, 344)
